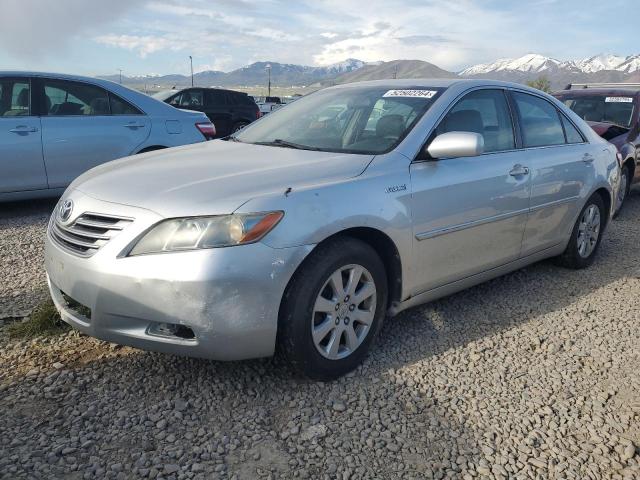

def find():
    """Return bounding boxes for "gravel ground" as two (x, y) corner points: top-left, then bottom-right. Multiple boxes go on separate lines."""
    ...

(0, 199), (57, 320)
(1, 194), (639, 480)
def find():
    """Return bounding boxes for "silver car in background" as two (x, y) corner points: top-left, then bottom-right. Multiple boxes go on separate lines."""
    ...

(0, 71), (215, 201)
(45, 79), (619, 380)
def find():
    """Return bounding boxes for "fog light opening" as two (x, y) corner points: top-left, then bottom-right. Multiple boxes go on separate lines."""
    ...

(147, 322), (195, 340)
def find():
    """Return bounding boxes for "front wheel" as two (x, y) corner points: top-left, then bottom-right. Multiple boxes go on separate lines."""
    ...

(554, 193), (605, 269)
(232, 122), (249, 133)
(278, 237), (387, 381)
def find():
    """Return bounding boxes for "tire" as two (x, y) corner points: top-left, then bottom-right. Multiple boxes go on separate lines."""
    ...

(278, 237), (388, 381)
(232, 122), (249, 133)
(554, 193), (606, 269)
(613, 163), (632, 218)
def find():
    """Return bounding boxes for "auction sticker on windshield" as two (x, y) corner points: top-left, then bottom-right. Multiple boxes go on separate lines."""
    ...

(383, 90), (437, 98)
(605, 97), (633, 103)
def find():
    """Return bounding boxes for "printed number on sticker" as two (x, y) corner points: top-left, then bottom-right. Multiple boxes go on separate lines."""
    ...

(605, 97), (633, 103)
(383, 90), (437, 98)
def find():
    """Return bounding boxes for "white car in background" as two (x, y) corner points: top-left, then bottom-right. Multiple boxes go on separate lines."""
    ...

(254, 96), (285, 115)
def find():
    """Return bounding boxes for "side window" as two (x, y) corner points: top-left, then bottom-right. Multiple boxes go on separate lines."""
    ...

(109, 94), (142, 115)
(0, 79), (30, 116)
(178, 90), (203, 108)
(205, 90), (228, 107)
(44, 80), (110, 116)
(437, 89), (515, 153)
(512, 92), (565, 147)
(560, 114), (585, 144)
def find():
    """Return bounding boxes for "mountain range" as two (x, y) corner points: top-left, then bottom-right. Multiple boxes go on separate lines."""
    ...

(101, 53), (640, 90)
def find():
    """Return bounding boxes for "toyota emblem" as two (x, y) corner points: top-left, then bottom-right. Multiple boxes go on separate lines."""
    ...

(58, 199), (74, 223)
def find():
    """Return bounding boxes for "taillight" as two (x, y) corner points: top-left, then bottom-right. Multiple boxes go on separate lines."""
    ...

(256, 108), (262, 119)
(195, 121), (216, 140)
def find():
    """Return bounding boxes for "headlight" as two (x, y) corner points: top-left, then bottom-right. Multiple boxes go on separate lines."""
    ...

(128, 211), (283, 256)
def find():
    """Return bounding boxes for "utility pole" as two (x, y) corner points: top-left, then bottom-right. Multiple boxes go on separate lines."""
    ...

(189, 56), (194, 87)
(118, 69), (123, 84)
(266, 64), (271, 97)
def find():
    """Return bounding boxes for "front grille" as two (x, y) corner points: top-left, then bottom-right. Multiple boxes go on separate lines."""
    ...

(50, 212), (133, 257)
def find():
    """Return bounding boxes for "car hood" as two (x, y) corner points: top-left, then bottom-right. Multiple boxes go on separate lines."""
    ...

(586, 121), (630, 147)
(72, 140), (374, 217)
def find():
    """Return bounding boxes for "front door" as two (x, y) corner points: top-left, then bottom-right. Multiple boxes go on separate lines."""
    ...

(38, 78), (150, 188)
(410, 88), (531, 294)
(0, 77), (47, 193)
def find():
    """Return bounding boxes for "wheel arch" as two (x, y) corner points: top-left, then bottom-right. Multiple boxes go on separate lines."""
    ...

(593, 187), (612, 227)
(281, 227), (403, 314)
(136, 145), (167, 154)
(623, 156), (636, 181)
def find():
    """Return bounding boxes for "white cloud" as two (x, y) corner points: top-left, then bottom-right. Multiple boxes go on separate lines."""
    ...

(95, 34), (186, 58)
(0, 0), (145, 58)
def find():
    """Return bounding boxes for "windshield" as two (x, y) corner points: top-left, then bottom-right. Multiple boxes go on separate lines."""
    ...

(234, 86), (444, 154)
(152, 90), (179, 101)
(560, 95), (635, 128)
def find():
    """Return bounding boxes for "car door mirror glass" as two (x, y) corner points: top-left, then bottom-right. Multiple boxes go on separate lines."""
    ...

(426, 131), (484, 159)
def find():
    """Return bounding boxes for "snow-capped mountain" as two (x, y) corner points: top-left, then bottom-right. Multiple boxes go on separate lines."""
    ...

(462, 53), (640, 76)
(575, 54), (626, 73)
(460, 54), (564, 76)
(317, 58), (366, 75)
(617, 55), (640, 74)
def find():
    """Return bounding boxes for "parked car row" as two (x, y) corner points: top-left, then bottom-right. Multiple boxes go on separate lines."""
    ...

(44, 78), (621, 380)
(552, 83), (640, 215)
(0, 72), (215, 201)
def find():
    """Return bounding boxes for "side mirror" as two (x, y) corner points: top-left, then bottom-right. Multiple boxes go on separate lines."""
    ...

(426, 131), (484, 159)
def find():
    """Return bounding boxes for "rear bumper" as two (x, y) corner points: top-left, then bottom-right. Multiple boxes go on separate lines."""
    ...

(45, 231), (312, 361)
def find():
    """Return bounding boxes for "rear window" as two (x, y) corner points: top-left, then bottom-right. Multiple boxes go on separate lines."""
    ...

(513, 92), (565, 148)
(109, 94), (142, 115)
(559, 95), (635, 128)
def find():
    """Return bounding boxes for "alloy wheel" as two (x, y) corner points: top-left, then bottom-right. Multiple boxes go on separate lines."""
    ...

(577, 204), (601, 258)
(311, 264), (377, 360)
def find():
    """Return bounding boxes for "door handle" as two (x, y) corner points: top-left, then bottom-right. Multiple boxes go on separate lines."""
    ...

(124, 122), (146, 129)
(509, 164), (530, 176)
(9, 126), (38, 133)
(582, 154), (595, 163)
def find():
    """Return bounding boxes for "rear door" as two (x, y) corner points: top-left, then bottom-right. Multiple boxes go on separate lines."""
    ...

(0, 76), (47, 193)
(410, 88), (531, 293)
(38, 78), (150, 188)
(204, 90), (233, 137)
(512, 91), (594, 255)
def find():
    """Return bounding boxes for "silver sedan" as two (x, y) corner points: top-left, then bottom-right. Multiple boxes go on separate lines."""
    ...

(0, 71), (215, 202)
(45, 79), (620, 380)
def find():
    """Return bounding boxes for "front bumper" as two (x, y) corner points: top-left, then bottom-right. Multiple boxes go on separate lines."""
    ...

(45, 194), (312, 361)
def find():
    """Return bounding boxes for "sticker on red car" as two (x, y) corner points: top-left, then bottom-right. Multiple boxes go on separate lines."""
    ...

(605, 97), (633, 103)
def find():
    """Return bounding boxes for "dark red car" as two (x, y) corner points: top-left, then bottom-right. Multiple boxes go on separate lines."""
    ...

(553, 83), (640, 213)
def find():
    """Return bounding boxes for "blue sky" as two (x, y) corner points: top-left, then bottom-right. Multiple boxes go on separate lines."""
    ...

(0, 0), (634, 76)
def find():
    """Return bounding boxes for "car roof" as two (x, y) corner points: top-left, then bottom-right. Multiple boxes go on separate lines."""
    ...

(553, 88), (640, 97)
(325, 78), (555, 97)
(177, 87), (246, 95)
(0, 71), (125, 89)
(0, 70), (205, 117)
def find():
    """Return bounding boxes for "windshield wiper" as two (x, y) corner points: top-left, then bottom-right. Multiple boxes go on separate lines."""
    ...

(253, 139), (322, 151)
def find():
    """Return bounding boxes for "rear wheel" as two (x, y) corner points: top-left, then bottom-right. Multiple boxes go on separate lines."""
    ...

(554, 193), (605, 269)
(278, 237), (387, 380)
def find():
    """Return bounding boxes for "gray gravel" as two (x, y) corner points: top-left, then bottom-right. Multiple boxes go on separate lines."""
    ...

(1, 193), (640, 480)
(0, 199), (57, 320)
